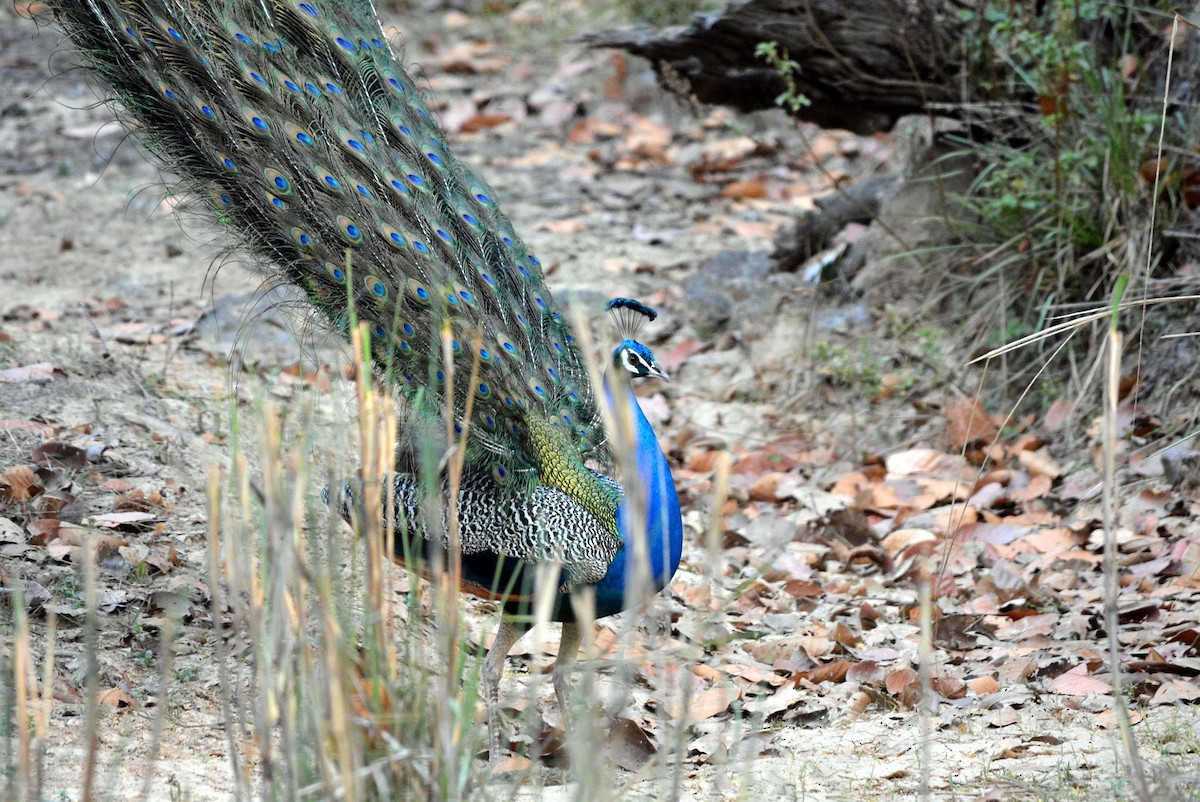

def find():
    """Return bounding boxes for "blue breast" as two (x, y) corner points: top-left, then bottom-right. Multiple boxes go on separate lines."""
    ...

(589, 387), (683, 618)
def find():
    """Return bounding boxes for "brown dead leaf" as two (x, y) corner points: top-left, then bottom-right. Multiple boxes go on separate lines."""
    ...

(846, 660), (883, 684)
(969, 675), (1001, 695)
(608, 716), (655, 771)
(947, 398), (998, 449)
(833, 622), (860, 649)
(1096, 708), (1142, 729)
(830, 470), (871, 499)
(1007, 474), (1052, 502)
(0, 465), (42, 502)
(1043, 397), (1072, 432)
(113, 489), (169, 514)
(733, 449), (799, 475)
(797, 636), (834, 661)
(491, 755), (531, 773)
(625, 118), (672, 161)
(721, 177), (768, 199)
(846, 544), (894, 573)
(119, 543), (178, 574)
(695, 137), (758, 171)
(886, 448), (957, 477)
(869, 483), (901, 509)
(685, 685), (738, 721)
(26, 518), (61, 545)
(0, 420), (55, 436)
(658, 339), (707, 373)
(460, 112), (512, 133)
(784, 579), (821, 598)
(1048, 667), (1111, 696)
(800, 659), (852, 685)
(846, 690), (872, 719)
(885, 667), (918, 696)
(1149, 679), (1200, 705)
(567, 118), (623, 144)
(931, 677), (967, 699)
(54, 523), (108, 547)
(1018, 449), (1062, 479)
(749, 473), (782, 502)
(96, 687), (139, 709)
(1022, 527), (1079, 554)
(881, 528), (937, 559)
(994, 742), (1033, 760)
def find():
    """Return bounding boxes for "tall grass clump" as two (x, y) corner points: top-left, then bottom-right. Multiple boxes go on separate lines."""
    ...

(943, 1), (1196, 406)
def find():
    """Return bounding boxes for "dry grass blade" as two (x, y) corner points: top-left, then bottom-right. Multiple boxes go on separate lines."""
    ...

(706, 451), (732, 576)
(10, 578), (32, 800)
(1133, 13), (1181, 408)
(1101, 327), (1150, 802)
(967, 294), (1200, 365)
(206, 465), (247, 802)
(135, 618), (177, 802)
(80, 533), (99, 802)
(917, 561), (934, 801)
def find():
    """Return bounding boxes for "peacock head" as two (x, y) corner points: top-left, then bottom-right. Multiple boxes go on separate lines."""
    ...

(607, 298), (668, 381)
(614, 339), (668, 381)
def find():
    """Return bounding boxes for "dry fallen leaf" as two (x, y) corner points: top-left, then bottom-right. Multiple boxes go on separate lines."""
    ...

(969, 675), (1001, 695)
(946, 398), (998, 449)
(96, 687), (139, 709)
(881, 528), (937, 559)
(0, 363), (57, 383)
(685, 685), (739, 721)
(1017, 448), (1063, 479)
(885, 667), (918, 696)
(1096, 708), (1142, 729)
(987, 707), (1021, 728)
(1048, 667), (1112, 696)
(721, 177), (768, 199)
(0, 465), (42, 502)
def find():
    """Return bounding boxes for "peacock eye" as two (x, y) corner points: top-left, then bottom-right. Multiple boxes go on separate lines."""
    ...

(623, 350), (646, 374)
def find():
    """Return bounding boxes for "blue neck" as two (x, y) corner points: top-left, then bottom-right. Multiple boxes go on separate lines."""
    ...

(590, 381), (683, 618)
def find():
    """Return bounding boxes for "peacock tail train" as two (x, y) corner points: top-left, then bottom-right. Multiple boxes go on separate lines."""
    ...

(44, 0), (684, 624)
(47, 0), (609, 493)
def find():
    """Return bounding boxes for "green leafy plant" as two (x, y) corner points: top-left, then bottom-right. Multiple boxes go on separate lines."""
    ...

(936, 0), (1189, 405)
(755, 41), (812, 114)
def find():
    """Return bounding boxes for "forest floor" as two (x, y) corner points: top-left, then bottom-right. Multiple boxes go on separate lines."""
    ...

(2, 2), (1200, 801)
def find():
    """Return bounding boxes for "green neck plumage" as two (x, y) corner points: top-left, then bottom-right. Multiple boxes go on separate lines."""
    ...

(528, 415), (621, 534)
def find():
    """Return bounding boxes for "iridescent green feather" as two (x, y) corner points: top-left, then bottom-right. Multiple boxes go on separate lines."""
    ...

(47, 0), (610, 494)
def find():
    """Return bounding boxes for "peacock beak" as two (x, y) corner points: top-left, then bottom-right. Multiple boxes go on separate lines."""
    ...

(649, 361), (670, 381)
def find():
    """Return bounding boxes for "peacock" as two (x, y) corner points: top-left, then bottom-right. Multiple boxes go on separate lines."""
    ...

(42, 0), (684, 761)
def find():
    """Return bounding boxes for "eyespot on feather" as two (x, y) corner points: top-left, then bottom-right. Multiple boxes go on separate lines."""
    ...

(240, 106), (272, 137)
(313, 165), (345, 195)
(337, 216), (364, 245)
(263, 168), (293, 196)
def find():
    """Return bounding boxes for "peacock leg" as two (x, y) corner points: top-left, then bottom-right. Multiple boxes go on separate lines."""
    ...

(552, 622), (583, 726)
(482, 617), (523, 763)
